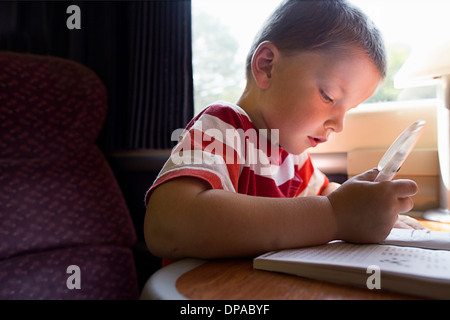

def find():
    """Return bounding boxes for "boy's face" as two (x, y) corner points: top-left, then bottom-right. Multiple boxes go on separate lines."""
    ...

(255, 47), (380, 155)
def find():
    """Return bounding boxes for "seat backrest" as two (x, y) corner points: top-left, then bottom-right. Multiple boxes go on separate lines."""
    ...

(0, 51), (139, 299)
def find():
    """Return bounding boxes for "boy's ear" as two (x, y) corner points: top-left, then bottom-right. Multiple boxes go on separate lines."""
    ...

(251, 41), (279, 90)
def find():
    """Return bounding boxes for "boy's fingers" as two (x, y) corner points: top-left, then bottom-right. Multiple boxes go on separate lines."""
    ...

(397, 196), (415, 213)
(392, 179), (419, 198)
(353, 168), (379, 182)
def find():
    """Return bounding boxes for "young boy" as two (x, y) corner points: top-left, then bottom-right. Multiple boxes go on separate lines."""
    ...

(144, 0), (423, 262)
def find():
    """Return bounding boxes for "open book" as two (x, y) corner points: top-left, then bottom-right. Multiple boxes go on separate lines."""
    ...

(253, 228), (450, 299)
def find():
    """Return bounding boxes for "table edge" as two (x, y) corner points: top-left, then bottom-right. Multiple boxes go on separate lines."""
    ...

(140, 258), (206, 300)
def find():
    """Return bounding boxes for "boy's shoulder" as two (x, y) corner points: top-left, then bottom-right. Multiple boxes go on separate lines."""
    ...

(189, 101), (255, 131)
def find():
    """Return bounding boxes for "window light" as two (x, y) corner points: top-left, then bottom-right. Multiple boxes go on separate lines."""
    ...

(395, 42), (450, 222)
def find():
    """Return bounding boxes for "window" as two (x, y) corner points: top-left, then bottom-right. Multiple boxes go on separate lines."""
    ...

(192, 0), (450, 114)
(349, 0), (450, 103)
(192, 0), (280, 114)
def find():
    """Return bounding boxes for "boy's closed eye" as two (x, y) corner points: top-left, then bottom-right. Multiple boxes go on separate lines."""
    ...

(319, 89), (335, 104)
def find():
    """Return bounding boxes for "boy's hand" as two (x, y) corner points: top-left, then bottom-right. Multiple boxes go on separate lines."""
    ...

(327, 168), (419, 243)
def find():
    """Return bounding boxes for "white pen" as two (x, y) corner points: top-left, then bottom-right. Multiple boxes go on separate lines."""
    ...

(374, 120), (426, 182)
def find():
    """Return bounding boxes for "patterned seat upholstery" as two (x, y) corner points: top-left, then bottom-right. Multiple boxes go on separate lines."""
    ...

(0, 51), (139, 299)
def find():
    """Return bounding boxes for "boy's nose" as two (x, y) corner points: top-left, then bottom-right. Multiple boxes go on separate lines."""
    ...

(324, 115), (344, 133)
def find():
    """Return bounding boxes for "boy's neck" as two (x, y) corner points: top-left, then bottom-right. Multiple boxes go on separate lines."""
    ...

(236, 82), (267, 132)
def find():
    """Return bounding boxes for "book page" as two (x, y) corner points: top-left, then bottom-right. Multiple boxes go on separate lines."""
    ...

(261, 242), (450, 280)
(381, 228), (450, 250)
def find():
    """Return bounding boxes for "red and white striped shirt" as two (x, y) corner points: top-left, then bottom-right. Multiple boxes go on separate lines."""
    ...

(146, 102), (329, 203)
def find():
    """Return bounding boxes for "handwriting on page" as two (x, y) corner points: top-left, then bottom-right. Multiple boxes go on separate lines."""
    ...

(382, 228), (450, 250)
(377, 245), (450, 276)
(274, 242), (378, 264)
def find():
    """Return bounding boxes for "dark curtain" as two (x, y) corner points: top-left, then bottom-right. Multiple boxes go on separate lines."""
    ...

(0, 0), (194, 152)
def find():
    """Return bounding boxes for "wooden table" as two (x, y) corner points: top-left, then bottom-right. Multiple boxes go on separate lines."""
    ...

(140, 219), (450, 300)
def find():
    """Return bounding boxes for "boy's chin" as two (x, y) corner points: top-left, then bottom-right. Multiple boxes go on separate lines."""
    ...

(281, 144), (309, 155)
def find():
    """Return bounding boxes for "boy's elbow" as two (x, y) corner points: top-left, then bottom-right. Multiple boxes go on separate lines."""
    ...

(144, 190), (186, 260)
(144, 203), (171, 259)
(143, 178), (211, 260)
(143, 206), (159, 257)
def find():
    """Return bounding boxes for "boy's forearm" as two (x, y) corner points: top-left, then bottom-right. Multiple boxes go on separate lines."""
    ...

(191, 189), (338, 258)
(145, 178), (338, 260)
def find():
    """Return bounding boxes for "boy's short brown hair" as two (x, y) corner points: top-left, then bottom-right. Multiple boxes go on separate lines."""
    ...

(246, 0), (387, 80)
